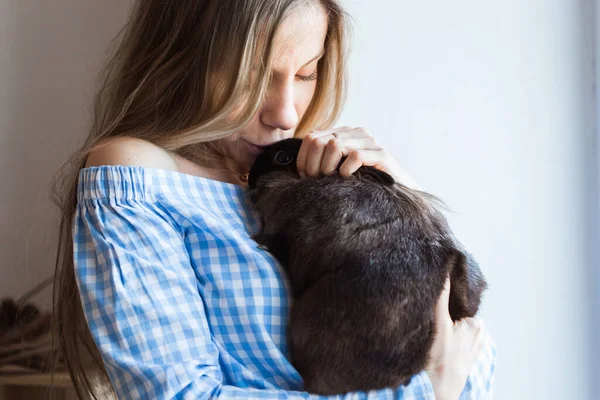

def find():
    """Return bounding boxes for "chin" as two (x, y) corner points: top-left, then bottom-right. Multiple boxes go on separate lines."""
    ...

(237, 153), (257, 173)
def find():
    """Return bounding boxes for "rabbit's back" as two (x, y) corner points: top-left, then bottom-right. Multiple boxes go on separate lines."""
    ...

(279, 177), (448, 394)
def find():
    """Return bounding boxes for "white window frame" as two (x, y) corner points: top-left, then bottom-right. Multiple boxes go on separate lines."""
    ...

(593, 0), (599, 390)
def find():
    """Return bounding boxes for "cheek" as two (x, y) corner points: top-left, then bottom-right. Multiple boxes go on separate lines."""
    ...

(236, 112), (261, 142)
(218, 131), (241, 147)
(231, 112), (261, 141)
(296, 83), (318, 119)
(213, 131), (252, 161)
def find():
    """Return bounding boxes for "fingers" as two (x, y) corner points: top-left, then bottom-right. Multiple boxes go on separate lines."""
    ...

(321, 138), (344, 176)
(434, 277), (452, 331)
(296, 128), (350, 178)
(459, 317), (485, 354)
(296, 127), (381, 179)
(427, 277), (452, 373)
(305, 141), (327, 177)
(425, 277), (487, 399)
(294, 126), (421, 190)
(338, 149), (387, 178)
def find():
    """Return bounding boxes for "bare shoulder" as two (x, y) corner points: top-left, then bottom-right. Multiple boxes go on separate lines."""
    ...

(85, 137), (178, 171)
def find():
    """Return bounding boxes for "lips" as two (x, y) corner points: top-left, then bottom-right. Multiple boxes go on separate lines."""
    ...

(245, 140), (280, 155)
(249, 142), (279, 148)
(245, 141), (266, 155)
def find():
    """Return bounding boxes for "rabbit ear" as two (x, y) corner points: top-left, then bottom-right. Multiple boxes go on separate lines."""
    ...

(447, 248), (487, 321)
(353, 166), (395, 186)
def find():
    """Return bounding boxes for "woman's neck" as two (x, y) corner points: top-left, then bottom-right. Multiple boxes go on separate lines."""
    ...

(169, 150), (249, 186)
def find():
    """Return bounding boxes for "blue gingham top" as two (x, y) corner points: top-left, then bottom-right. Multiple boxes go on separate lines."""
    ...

(73, 165), (496, 399)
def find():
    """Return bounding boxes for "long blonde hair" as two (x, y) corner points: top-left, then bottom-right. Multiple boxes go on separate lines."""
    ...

(51, 0), (349, 398)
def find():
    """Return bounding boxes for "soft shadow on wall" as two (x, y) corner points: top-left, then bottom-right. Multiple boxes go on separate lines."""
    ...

(588, 0), (600, 393)
(0, 1), (131, 306)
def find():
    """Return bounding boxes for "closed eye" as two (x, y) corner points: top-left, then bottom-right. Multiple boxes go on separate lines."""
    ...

(297, 71), (318, 82)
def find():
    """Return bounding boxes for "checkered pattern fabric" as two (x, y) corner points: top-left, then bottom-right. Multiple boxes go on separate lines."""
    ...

(73, 165), (496, 399)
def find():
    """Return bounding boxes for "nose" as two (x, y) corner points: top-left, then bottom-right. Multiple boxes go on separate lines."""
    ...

(260, 78), (299, 132)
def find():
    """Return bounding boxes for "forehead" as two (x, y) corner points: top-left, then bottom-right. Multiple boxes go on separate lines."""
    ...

(270, 5), (328, 71)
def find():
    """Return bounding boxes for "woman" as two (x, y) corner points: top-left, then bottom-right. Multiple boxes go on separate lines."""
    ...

(52, 1), (496, 399)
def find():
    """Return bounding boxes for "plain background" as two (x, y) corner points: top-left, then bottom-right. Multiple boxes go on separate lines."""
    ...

(0, 1), (597, 399)
(339, 1), (599, 398)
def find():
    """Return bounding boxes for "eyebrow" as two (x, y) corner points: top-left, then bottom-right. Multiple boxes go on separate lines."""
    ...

(301, 50), (325, 68)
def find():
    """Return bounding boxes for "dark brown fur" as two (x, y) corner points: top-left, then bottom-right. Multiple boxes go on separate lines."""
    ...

(248, 138), (487, 395)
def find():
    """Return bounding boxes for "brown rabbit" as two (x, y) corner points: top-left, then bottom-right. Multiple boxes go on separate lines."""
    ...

(248, 138), (487, 395)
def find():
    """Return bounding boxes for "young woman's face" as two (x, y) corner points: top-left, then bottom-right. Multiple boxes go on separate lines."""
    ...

(215, 6), (328, 173)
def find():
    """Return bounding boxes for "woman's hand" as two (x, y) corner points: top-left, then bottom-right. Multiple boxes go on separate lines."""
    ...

(295, 127), (421, 190)
(425, 278), (485, 400)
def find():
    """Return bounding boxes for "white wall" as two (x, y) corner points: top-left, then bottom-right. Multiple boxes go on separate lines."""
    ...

(594, 0), (600, 390)
(0, 0), (596, 399)
(339, 1), (597, 399)
(0, 1), (131, 305)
